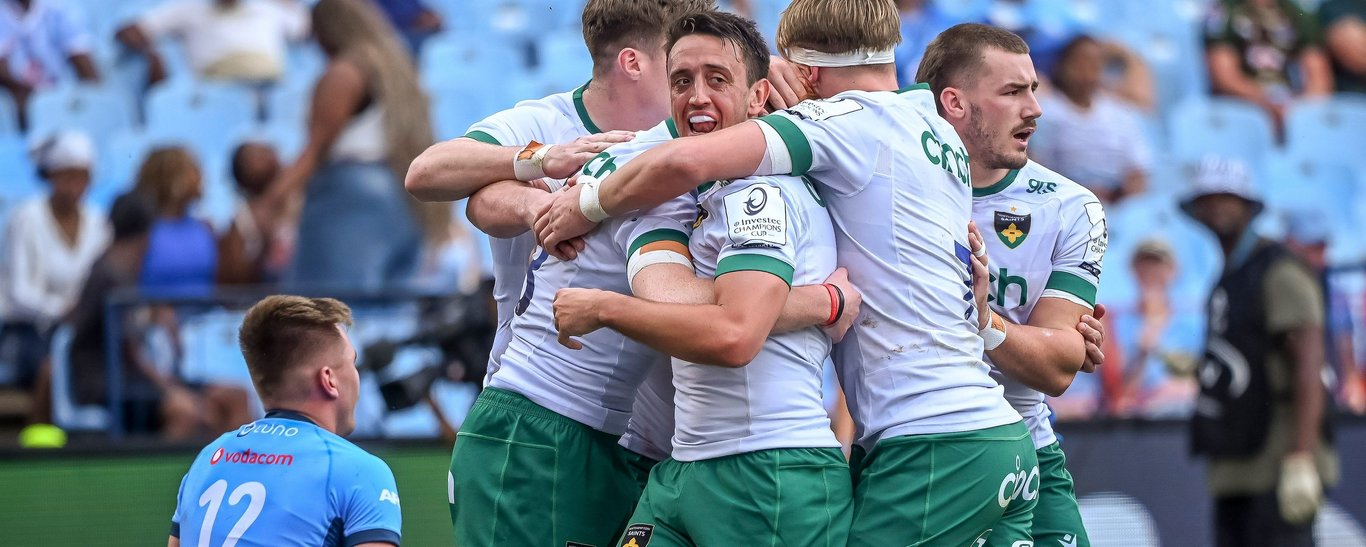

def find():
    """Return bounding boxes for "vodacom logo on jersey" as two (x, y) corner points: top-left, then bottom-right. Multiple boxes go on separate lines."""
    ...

(210, 447), (295, 466)
(997, 455), (1040, 508)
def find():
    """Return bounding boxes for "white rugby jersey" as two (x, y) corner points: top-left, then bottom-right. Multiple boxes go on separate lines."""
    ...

(670, 176), (840, 461)
(972, 161), (1107, 449)
(618, 363), (674, 461)
(489, 120), (695, 436)
(753, 84), (1021, 447)
(464, 82), (600, 384)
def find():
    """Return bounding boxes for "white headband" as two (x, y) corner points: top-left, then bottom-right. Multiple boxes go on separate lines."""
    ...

(787, 46), (895, 67)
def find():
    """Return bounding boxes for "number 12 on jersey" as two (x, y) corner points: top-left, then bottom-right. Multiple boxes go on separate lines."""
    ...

(196, 480), (266, 547)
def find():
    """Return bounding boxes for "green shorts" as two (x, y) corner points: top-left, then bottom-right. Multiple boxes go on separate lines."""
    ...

(848, 421), (1039, 547)
(622, 449), (661, 491)
(449, 387), (643, 547)
(619, 447), (852, 546)
(1032, 441), (1090, 546)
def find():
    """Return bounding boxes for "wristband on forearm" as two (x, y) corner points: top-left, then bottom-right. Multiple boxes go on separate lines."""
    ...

(980, 309), (1007, 351)
(578, 175), (610, 222)
(513, 140), (554, 181)
(823, 283), (845, 327)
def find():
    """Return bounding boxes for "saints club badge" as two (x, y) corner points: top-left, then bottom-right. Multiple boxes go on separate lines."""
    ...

(994, 210), (1031, 249)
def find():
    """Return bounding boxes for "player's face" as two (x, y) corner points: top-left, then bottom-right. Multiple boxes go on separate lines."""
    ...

(333, 326), (361, 436)
(639, 46), (674, 121)
(1189, 193), (1254, 241)
(961, 48), (1042, 171)
(667, 34), (767, 137)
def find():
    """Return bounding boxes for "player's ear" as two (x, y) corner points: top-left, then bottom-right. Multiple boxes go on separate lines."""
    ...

(618, 48), (643, 81)
(319, 366), (341, 400)
(802, 65), (821, 96)
(747, 78), (772, 117)
(940, 87), (967, 121)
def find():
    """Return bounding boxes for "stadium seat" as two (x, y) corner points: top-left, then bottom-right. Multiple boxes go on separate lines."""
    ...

(145, 80), (258, 138)
(536, 30), (594, 91)
(1262, 152), (1363, 262)
(1285, 95), (1366, 169)
(48, 325), (110, 432)
(0, 92), (18, 135)
(26, 84), (136, 142)
(1167, 98), (1274, 168)
(264, 83), (310, 131)
(420, 32), (527, 91)
(0, 134), (44, 233)
(429, 84), (498, 140)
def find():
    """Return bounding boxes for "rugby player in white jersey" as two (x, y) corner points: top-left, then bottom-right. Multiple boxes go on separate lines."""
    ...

(552, 10), (852, 545)
(421, 4), (857, 546)
(534, 0), (1050, 544)
(918, 23), (1109, 546)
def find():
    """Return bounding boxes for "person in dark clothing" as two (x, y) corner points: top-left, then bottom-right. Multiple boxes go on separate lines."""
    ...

(66, 193), (249, 438)
(1182, 155), (1339, 547)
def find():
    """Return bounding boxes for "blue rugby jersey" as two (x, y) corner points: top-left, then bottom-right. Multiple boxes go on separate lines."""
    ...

(170, 410), (402, 546)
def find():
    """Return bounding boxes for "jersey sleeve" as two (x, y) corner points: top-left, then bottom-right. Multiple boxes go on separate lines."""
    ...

(170, 472), (188, 538)
(1264, 259), (1324, 333)
(1042, 200), (1107, 308)
(617, 194), (698, 261)
(751, 99), (882, 197)
(711, 180), (798, 286)
(336, 453), (403, 546)
(463, 106), (542, 147)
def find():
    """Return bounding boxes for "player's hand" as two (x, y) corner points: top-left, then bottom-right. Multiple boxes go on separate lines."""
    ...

(1079, 303), (1107, 373)
(766, 55), (808, 110)
(542, 131), (635, 180)
(820, 267), (861, 343)
(553, 288), (609, 349)
(967, 221), (991, 330)
(535, 185), (599, 260)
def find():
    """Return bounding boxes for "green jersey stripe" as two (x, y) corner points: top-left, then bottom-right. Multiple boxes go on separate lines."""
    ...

(755, 116), (813, 176)
(628, 228), (690, 258)
(715, 254), (794, 286)
(464, 130), (500, 145)
(1044, 271), (1098, 306)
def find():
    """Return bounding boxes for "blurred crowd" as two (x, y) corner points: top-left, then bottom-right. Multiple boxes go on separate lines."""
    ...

(0, 0), (1364, 443)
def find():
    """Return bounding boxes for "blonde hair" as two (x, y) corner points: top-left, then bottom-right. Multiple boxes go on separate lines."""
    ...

(776, 0), (901, 60)
(239, 295), (354, 401)
(312, 0), (448, 239)
(132, 146), (201, 217)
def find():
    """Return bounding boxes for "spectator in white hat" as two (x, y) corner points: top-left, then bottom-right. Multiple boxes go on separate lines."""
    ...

(1184, 155), (1340, 546)
(0, 130), (109, 424)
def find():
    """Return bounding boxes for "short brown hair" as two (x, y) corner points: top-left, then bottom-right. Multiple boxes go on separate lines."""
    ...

(916, 23), (1030, 108)
(582, 0), (716, 76)
(776, 0), (901, 60)
(666, 10), (770, 85)
(238, 296), (354, 401)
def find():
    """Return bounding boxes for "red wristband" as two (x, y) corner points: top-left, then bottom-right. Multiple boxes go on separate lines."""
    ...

(823, 284), (840, 327)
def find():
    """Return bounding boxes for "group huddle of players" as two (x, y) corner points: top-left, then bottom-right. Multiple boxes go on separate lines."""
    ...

(166, 0), (1112, 545)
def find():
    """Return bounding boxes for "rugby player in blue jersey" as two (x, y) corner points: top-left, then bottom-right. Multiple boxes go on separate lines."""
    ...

(168, 296), (401, 547)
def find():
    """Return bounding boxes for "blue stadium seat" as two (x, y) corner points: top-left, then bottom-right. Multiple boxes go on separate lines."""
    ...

(420, 32), (527, 90)
(48, 325), (110, 432)
(26, 84), (136, 142)
(1167, 98), (1274, 168)
(264, 83), (310, 132)
(144, 81), (258, 170)
(0, 92), (18, 135)
(1262, 152), (1363, 262)
(1285, 95), (1366, 169)
(0, 134), (43, 230)
(1109, 23), (1207, 119)
(536, 30), (594, 91)
(429, 84), (496, 141)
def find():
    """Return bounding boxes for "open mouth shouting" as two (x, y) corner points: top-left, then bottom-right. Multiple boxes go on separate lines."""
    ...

(689, 112), (720, 134)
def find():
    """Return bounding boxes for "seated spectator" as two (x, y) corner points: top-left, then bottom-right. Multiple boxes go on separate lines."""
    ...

(1204, 0), (1334, 134)
(217, 140), (289, 285)
(1283, 210), (1363, 413)
(0, 131), (107, 421)
(67, 193), (250, 439)
(1319, 0), (1366, 94)
(372, 0), (441, 54)
(1032, 35), (1154, 205)
(266, 0), (444, 292)
(0, 0), (100, 127)
(115, 0), (309, 85)
(131, 146), (217, 295)
(1112, 240), (1200, 418)
(894, 0), (959, 87)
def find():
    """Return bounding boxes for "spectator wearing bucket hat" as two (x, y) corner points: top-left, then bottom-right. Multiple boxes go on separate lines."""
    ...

(0, 130), (108, 438)
(1184, 155), (1340, 547)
